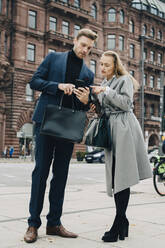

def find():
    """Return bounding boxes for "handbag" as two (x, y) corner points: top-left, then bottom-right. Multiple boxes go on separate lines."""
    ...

(40, 94), (87, 143)
(84, 113), (112, 149)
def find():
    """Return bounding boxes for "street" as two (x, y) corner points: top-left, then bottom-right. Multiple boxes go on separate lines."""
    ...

(0, 159), (165, 248)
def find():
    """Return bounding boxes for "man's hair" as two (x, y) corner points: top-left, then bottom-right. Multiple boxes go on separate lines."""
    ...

(76, 28), (97, 41)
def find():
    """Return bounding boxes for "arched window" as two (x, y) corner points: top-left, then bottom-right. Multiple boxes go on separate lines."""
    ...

(26, 84), (33, 101)
(120, 10), (124, 24)
(108, 8), (116, 22)
(129, 20), (134, 33)
(150, 27), (155, 38)
(142, 24), (147, 35)
(157, 30), (162, 40)
(74, 0), (80, 8)
(91, 4), (97, 19)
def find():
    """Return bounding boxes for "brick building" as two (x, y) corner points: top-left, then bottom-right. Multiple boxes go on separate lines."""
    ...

(0, 0), (165, 157)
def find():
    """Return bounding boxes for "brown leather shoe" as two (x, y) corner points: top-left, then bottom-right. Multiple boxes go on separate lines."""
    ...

(46, 224), (78, 238)
(24, 226), (38, 243)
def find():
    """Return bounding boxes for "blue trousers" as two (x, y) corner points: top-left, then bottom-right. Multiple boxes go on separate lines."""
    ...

(28, 123), (74, 228)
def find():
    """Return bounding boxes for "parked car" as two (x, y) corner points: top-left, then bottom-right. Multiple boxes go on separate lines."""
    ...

(85, 149), (105, 163)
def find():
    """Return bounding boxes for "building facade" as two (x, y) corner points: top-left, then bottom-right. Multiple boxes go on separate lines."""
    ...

(0, 0), (165, 157)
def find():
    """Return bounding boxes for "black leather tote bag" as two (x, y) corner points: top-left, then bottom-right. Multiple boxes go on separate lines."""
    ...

(84, 114), (111, 149)
(40, 95), (87, 143)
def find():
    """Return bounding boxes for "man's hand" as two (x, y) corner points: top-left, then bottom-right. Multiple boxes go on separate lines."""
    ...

(58, 83), (75, 95)
(73, 87), (90, 105)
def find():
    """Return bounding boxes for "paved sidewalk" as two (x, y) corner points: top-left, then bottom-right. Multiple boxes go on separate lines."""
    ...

(0, 161), (165, 248)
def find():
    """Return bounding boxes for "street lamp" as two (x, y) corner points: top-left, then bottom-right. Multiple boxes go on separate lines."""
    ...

(140, 35), (145, 135)
(159, 71), (165, 155)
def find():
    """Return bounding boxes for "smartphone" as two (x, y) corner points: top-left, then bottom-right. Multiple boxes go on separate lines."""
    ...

(75, 79), (89, 88)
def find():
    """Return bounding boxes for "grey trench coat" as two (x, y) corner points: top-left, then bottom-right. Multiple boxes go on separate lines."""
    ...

(97, 75), (152, 196)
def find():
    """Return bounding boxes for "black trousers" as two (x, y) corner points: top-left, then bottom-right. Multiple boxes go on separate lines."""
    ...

(28, 123), (74, 228)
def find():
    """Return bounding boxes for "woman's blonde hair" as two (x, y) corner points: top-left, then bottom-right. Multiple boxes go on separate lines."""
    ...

(102, 50), (139, 92)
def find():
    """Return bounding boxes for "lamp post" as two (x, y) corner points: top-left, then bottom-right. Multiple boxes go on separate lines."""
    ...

(140, 35), (145, 135)
(159, 71), (165, 155)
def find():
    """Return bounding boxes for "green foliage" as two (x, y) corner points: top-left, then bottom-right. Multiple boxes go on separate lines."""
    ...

(76, 151), (86, 161)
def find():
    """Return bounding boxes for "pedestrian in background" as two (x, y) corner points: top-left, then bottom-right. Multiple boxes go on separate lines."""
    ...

(91, 50), (152, 243)
(9, 146), (14, 158)
(24, 28), (97, 243)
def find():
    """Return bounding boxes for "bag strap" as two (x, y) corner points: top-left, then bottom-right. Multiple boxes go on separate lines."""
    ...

(59, 93), (75, 110)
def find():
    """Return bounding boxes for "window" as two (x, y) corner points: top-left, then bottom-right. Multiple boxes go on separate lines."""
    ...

(150, 104), (154, 116)
(150, 51), (155, 62)
(29, 10), (37, 29)
(120, 10), (124, 24)
(91, 4), (97, 19)
(74, 24), (81, 37)
(49, 17), (57, 32)
(150, 27), (155, 38)
(129, 70), (135, 77)
(6, 0), (9, 17)
(144, 74), (147, 86)
(26, 84), (33, 101)
(108, 8), (116, 22)
(129, 44), (135, 58)
(0, 0), (2, 13)
(61, 0), (68, 3)
(143, 48), (147, 60)
(151, 5), (158, 15)
(4, 34), (8, 55)
(119, 36), (124, 51)
(48, 48), (56, 53)
(90, 60), (96, 74)
(27, 44), (35, 62)
(157, 77), (161, 89)
(129, 20), (134, 33)
(132, 2), (141, 10)
(107, 34), (116, 49)
(158, 53), (162, 64)
(142, 24), (147, 36)
(150, 75), (154, 88)
(62, 21), (69, 35)
(159, 12), (164, 18)
(157, 30), (162, 40)
(74, 0), (80, 8)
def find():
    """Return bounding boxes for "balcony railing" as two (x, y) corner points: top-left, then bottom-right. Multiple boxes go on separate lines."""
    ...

(47, 0), (90, 19)
(46, 30), (74, 43)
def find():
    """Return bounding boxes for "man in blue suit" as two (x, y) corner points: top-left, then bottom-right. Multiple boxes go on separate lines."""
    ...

(24, 29), (97, 243)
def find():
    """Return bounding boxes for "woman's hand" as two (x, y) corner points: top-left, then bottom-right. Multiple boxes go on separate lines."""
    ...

(73, 87), (90, 105)
(90, 103), (96, 112)
(90, 86), (106, 94)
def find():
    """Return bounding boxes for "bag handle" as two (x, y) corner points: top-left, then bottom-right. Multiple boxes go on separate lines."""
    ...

(59, 93), (75, 110)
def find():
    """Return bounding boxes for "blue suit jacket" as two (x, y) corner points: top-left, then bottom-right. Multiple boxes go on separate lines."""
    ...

(30, 51), (94, 123)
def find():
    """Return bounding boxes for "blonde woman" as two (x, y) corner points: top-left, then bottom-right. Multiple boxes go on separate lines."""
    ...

(91, 51), (152, 242)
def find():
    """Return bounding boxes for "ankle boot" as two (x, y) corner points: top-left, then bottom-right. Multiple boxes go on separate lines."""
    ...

(102, 216), (127, 242)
